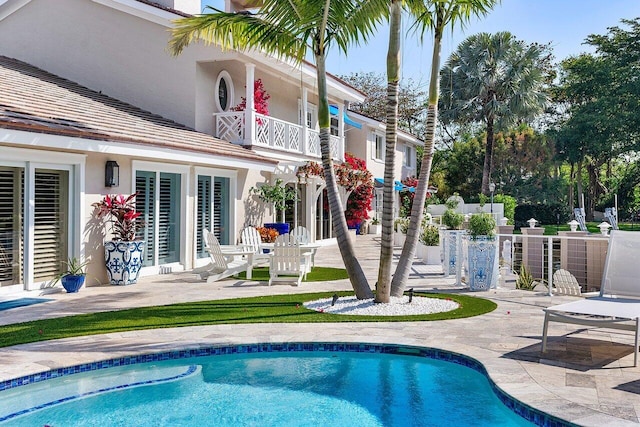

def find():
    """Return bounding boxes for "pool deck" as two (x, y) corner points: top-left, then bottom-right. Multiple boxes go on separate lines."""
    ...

(1, 234), (639, 426)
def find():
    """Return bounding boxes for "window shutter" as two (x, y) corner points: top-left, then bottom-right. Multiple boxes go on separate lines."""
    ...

(136, 172), (156, 266)
(33, 170), (68, 282)
(0, 168), (23, 286)
(197, 176), (212, 258)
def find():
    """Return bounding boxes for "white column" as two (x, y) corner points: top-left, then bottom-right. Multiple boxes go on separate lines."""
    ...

(244, 63), (256, 145)
(302, 87), (309, 155)
(337, 103), (345, 161)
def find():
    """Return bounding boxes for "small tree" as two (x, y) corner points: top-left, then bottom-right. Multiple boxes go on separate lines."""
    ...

(250, 178), (297, 223)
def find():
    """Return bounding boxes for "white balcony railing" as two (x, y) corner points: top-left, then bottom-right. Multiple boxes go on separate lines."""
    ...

(213, 111), (343, 160)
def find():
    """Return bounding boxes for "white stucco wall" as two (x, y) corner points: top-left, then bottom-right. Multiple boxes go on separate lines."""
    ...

(0, 0), (348, 136)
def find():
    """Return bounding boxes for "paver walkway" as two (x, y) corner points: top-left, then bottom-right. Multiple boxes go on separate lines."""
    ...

(1, 234), (639, 425)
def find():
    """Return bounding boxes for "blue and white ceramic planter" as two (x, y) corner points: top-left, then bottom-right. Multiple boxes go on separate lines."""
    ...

(441, 230), (464, 277)
(465, 236), (498, 291)
(104, 240), (145, 285)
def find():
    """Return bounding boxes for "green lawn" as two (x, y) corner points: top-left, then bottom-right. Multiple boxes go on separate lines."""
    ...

(0, 292), (497, 348)
(237, 267), (349, 282)
(513, 222), (640, 235)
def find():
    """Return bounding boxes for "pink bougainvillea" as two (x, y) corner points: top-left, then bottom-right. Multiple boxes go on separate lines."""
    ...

(232, 79), (270, 115)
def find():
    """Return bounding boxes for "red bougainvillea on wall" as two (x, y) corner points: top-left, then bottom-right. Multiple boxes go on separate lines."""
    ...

(296, 153), (373, 228)
(232, 79), (270, 115)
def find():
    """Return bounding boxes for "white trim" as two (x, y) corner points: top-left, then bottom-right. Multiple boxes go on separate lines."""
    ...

(91, 0), (177, 27)
(0, 129), (275, 171)
(193, 166), (238, 179)
(214, 70), (234, 112)
(0, 0), (30, 21)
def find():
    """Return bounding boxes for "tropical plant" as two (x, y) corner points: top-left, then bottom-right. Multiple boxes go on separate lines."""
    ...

(389, 0), (498, 298)
(439, 31), (551, 194)
(250, 179), (298, 223)
(92, 193), (143, 241)
(169, 0), (387, 299)
(515, 264), (538, 291)
(467, 212), (496, 238)
(419, 224), (440, 246)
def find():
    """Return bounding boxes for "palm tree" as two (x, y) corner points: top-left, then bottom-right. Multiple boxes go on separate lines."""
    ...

(169, 0), (388, 299)
(439, 31), (550, 195)
(376, 0), (402, 303)
(389, 0), (498, 298)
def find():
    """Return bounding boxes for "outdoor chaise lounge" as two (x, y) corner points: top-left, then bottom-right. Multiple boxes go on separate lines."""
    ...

(196, 229), (249, 283)
(542, 230), (640, 366)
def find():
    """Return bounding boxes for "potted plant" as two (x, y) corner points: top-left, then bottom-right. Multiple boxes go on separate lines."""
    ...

(368, 217), (381, 235)
(466, 212), (498, 291)
(52, 257), (90, 293)
(250, 178), (297, 235)
(393, 217), (409, 247)
(256, 226), (279, 243)
(419, 224), (441, 265)
(92, 193), (145, 285)
(441, 199), (465, 277)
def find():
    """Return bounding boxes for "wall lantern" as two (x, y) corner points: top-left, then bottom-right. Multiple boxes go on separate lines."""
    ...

(105, 160), (120, 187)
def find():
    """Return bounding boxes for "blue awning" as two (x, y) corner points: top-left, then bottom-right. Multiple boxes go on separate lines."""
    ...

(329, 105), (362, 129)
(374, 177), (415, 192)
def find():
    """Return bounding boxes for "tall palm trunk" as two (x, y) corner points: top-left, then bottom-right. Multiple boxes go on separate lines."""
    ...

(316, 53), (373, 299)
(568, 162), (575, 211)
(376, 0), (402, 303)
(391, 9), (443, 297)
(481, 115), (495, 194)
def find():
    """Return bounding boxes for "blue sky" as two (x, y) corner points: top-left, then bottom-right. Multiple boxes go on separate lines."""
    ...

(202, 1), (640, 85)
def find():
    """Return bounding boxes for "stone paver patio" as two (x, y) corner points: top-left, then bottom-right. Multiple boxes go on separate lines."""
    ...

(0, 235), (639, 426)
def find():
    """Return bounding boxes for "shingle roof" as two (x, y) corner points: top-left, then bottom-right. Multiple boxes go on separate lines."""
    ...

(0, 56), (275, 164)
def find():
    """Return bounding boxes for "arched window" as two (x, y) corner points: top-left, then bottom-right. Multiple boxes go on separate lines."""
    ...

(215, 71), (234, 112)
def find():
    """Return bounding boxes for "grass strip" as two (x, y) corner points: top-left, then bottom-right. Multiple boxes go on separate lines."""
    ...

(0, 292), (496, 348)
(236, 267), (349, 282)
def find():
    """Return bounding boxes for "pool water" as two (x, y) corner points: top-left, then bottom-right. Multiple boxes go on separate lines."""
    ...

(1, 351), (535, 426)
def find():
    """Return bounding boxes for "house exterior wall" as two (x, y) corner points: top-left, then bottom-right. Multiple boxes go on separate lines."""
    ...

(0, 0), (346, 140)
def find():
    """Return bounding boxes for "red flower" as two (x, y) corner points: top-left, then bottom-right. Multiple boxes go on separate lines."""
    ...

(92, 193), (144, 241)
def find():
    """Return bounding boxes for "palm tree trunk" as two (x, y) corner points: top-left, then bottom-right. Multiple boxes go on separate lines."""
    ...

(391, 9), (443, 297)
(577, 159), (584, 211)
(568, 162), (575, 210)
(315, 53), (373, 299)
(481, 115), (495, 194)
(376, 0), (402, 304)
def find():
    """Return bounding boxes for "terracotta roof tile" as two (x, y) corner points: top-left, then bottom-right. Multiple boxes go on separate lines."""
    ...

(0, 56), (275, 164)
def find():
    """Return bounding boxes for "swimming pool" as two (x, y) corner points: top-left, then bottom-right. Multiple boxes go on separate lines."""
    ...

(0, 343), (572, 426)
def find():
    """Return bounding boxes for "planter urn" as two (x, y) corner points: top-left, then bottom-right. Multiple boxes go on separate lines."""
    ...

(104, 240), (145, 285)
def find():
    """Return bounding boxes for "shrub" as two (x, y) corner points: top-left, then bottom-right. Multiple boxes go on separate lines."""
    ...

(468, 212), (496, 238)
(442, 209), (464, 230)
(493, 194), (516, 224)
(514, 203), (571, 228)
(420, 225), (440, 246)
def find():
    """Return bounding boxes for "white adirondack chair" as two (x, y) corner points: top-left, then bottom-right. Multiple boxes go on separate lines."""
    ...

(240, 227), (271, 267)
(196, 229), (249, 283)
(290, 226), (316, 267)
(269, 233), (311, 286)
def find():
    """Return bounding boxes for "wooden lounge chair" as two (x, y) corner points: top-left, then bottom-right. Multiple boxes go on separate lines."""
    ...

(197, 229), (249, 283)
(542, 230), (640, 366)
(552, 269), (582, 296)
(290, 226), (316, 267)
(268, 233), (311, 286)
(240, 227), (271, 266)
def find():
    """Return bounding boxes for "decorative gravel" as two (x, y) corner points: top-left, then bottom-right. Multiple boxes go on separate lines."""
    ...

(303, 295), (460, 316)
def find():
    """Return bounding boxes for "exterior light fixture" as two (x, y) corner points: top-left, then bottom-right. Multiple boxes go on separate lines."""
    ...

(105, 160), (120, 187)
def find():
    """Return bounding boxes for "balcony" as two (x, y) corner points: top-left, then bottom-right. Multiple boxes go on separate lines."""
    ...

(213, 112), (343, 160)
